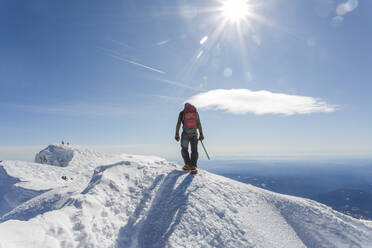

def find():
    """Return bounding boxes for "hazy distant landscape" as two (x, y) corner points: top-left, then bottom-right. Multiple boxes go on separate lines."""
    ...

(198, 159), (372, 220)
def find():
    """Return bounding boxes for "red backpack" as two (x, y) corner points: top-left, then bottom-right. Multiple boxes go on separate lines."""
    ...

(183, 104), (198, 128)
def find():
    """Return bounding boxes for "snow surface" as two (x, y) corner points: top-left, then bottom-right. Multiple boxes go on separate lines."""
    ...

(1, 145), (372, 248)
(35, 145), (74, 167)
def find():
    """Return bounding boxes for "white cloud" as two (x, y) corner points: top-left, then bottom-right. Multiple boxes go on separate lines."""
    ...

(186, 89), (336, 115)
(336, 0), (358, 16)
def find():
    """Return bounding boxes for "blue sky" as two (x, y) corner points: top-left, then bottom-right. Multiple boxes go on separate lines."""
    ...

(0, 0), (371, 160)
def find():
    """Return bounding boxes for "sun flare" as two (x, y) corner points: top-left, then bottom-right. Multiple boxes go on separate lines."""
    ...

(221, 0), (251, 22)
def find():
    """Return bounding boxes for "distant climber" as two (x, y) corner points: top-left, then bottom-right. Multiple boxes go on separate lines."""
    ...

(67, 142), (70, 145)
(175, 103), (204, 174)
(62, 141), (65, 145)
(61, 175), (73, 181)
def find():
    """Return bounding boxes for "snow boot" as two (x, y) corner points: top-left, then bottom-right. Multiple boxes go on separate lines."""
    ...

(182, 165), (191, 171)
(189, 167), (198, 174)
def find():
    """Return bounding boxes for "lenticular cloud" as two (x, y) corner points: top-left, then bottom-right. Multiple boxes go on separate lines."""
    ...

(187, 89), (336, 115)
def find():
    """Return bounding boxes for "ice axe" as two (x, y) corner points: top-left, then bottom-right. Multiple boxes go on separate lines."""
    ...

(200, 140), (210, 160)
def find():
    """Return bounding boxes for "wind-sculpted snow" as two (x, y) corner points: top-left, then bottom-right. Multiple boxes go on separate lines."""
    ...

(0, 165), (47, 218)
(81, 161), (131, 195)
(1, 188), (74, 223)
(1, 145), (372, 248)
(35, 145), (74, 167)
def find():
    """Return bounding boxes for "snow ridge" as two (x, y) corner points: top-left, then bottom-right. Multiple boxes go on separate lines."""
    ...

(0, 145), (372, 248)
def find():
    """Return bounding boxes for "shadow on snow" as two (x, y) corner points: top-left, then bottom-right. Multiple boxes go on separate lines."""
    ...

(0, 165), (48, 222)
(0, 161), (131, 223)
(116, 170), (195, 248)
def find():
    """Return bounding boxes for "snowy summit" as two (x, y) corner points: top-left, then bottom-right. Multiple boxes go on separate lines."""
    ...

(0, 145), (372, 247)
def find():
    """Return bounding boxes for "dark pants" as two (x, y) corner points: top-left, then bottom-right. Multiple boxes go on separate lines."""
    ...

(181, 132), (198, 168)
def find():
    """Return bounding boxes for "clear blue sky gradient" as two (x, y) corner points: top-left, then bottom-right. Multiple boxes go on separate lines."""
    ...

(0, 0), (371, 159)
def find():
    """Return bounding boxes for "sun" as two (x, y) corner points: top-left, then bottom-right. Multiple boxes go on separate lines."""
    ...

(221, 0), (251, 23)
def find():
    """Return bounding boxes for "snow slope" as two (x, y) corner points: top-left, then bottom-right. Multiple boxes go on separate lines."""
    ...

(0, 145), (372, 248)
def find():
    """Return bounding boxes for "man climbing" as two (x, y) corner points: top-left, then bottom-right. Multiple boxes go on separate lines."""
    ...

(175, 103), (204, 174)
